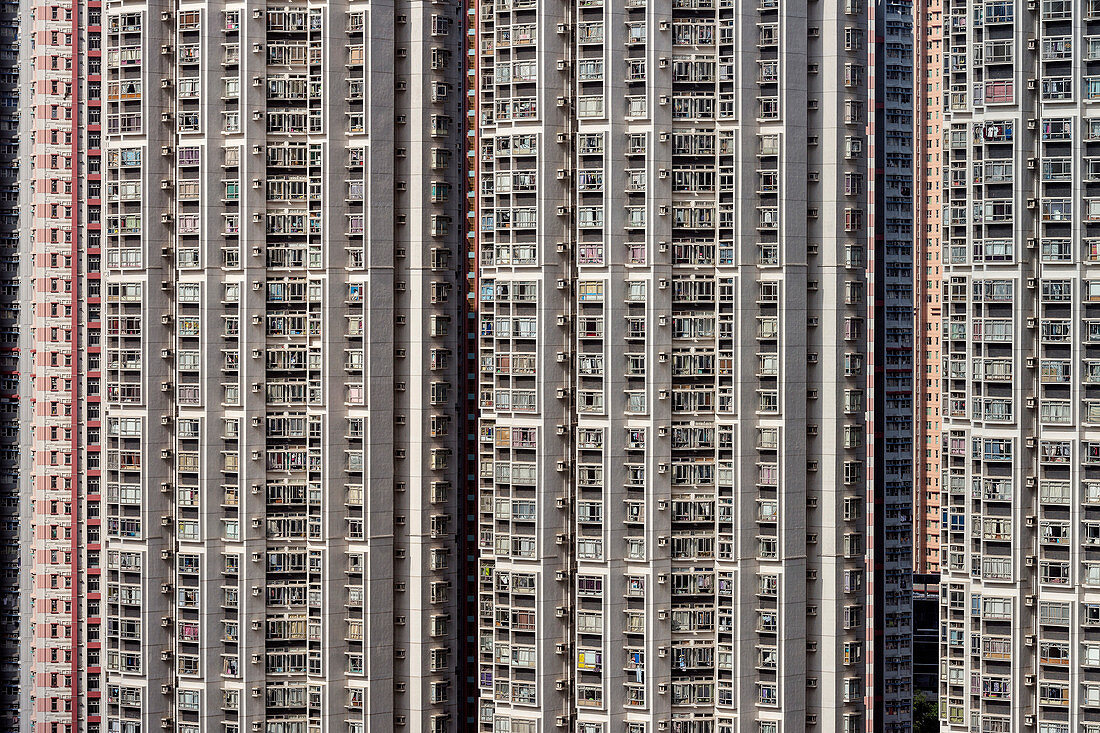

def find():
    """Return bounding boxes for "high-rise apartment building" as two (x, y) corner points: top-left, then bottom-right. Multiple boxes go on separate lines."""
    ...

(939, 1), (1100, 731)
(475, 1), (913, 732)
(0, 0), (19, 720)
(20, 0), (105, 728)
(20, 1), (474, 732)
(914, 0), (944, 575)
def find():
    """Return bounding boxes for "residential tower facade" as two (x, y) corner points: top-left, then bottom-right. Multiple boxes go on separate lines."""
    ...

(23, 1), (473, 732)
(475, 1), (913, 732)
(939, 1), (1100, 731)
(915, 0), (945, 575)
(20, 0), (105, 727)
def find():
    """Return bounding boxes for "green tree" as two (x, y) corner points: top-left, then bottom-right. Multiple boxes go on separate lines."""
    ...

(913, 690), (938, 733)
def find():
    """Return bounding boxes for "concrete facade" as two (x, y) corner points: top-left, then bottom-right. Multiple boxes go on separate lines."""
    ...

(475, 1), (914, 732)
